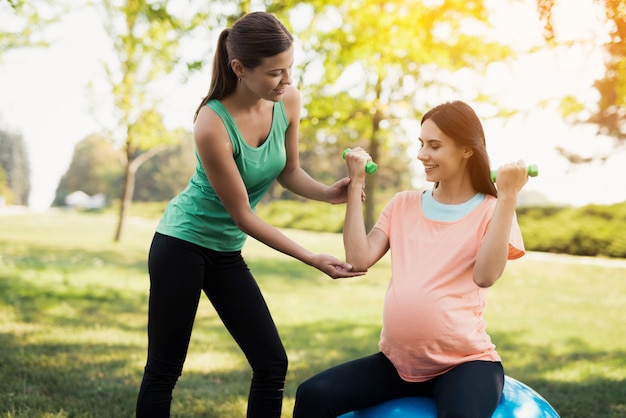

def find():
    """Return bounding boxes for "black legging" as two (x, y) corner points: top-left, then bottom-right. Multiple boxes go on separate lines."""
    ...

(136, 233), (288, 418)
(293, 353), (504, 418)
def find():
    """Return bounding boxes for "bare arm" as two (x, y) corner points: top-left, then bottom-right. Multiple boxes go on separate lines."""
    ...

(194, 104), (363, 279)
(277, 86), (352, 204)
(473, 161), (529, 287)
(343, 148), (389, 272)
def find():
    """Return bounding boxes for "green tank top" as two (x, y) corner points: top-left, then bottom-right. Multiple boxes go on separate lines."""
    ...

(156, 100), (288, 251)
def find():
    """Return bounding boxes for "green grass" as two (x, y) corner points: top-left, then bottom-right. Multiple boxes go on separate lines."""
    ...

(0, 211), (625, 417)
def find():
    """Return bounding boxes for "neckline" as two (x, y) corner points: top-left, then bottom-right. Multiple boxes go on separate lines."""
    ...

(213, 100), (276, 150)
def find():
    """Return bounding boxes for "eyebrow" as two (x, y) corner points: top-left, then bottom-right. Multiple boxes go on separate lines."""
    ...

(268, 59), (295, 72)
(418, 137), (442, 143)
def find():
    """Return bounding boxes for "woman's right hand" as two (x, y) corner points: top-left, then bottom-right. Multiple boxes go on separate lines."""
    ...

(309, 253), (367, 279)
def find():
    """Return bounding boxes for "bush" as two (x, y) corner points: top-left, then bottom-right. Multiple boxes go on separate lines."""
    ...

(94, 198), (626, 259)
(518, 201), (626, 258)
(257, 199), (626, 259)
(256, 200), (346, 233)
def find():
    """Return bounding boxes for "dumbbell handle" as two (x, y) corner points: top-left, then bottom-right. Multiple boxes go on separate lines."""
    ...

(342, 148), (378, 174)
(490, 164), (538, 182)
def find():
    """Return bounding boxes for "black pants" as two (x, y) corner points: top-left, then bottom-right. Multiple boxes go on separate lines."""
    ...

(136, 233), (288, 418)
(293, 353), (504, 418)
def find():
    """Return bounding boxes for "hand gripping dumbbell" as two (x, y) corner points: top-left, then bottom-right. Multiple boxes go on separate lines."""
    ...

(342, 148), (378, 174)
(490, 164), (538, 182)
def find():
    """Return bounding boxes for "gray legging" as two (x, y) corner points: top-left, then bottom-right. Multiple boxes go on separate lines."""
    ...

(136, 233), (288, 418)
(293, 353), (504, 418)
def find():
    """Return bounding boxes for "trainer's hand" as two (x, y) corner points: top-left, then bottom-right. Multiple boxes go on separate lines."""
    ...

(310, 253), (367, 279)
(327, 177), (366, 204)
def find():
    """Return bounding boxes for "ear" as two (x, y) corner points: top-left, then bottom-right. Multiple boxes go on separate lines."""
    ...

(463, 148), (474, 159)
(231, 59), (244, 79)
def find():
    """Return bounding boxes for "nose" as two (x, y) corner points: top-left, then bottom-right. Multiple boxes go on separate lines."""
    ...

(282, 70), (292, 85)
(417, 147), (426, 162)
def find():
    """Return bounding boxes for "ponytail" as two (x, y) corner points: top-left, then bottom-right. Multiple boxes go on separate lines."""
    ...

(193, 29), (237, 122)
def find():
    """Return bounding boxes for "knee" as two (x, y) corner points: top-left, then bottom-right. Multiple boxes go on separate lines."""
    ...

(294, 376), (332, 411)
(143, 357), (184, 388)
(252, 350), (288, 383)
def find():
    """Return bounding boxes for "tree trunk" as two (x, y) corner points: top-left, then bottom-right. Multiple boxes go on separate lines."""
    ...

(113, 145), (168, 242)
(113, 161), (136, 242)
(365, 108), (382, 231)
(365, 139), (380, 231)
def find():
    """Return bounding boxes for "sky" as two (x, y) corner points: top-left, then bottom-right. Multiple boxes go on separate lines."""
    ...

(1, 0), (625, 212)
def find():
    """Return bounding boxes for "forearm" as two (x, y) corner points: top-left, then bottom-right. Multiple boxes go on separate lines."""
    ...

(473, 195), (517, 287)
(343, 182), (370, 270)
(278, 166), (329, 202)
(235, 210), (315, 266)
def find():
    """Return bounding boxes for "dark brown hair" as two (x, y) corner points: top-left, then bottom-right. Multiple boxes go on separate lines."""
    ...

(193, 12), (294, 121)
(421, 101), (497, 197)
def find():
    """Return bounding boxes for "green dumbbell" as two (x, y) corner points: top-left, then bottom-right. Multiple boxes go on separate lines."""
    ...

(342, 148), (378, 174)
(490, 164), (539, 182)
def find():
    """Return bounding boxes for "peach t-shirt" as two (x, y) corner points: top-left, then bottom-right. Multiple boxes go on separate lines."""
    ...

(374, 190), (525, 382)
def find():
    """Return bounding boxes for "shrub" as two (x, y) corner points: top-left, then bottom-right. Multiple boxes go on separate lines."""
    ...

(518, 201), (626, 259)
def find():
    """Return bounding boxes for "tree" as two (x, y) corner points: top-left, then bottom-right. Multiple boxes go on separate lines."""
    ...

(0, 0), (66, 62)
(537, 0), (626, 161)
(53, 130), (195, 206)
(134, 129), (195, 202)
(292, 0), (513, 228)
(90, 0), (217, 241)
(0, 126), (30, 205)
(0, 166), (12, 205)
(52, 134), (123, 207)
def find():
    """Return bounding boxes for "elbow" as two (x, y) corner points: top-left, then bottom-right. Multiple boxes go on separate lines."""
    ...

(349, 261), (370, 273)
(345, 254), (371, 273)
(234, 219), (247, 233)
(473, 259), (506, 288)
(231, 211), (254, 235)
(474, 277), (497, 288)
(473, 270), (502, 288)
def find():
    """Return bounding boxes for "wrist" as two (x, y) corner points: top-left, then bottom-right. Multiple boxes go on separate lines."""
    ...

(348, 179), (365, 190)
(496, 193), (518, 207)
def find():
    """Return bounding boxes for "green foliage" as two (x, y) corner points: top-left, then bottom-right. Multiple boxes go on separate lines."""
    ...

(517, 201), (626, 258)
(133, 131), (195, 202)
(53, 134), (123, 207)
(256, 199), (626, 259)
(0, 0), (64, 62)
(0, 125), (31, 205)
(1, 211), (625, 417)
(93, 0), (218, 240)
(292, 0), (514, 228)
(538, 0), (626, 146)
(558, 94), (585, 118)
(53, 132), (195, 207)
(257, 200), (347, 233)
(0, 166), (12, 204)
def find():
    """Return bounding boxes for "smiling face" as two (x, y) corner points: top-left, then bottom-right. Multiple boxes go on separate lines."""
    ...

(418, 118), (473, 183)
(234, 45), (294, 102)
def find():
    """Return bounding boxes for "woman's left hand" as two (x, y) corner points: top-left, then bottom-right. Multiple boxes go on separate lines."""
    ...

(495, 160), (529, 198)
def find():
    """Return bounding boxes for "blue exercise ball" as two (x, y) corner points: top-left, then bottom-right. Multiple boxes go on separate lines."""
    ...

(338, 376), (560, 418)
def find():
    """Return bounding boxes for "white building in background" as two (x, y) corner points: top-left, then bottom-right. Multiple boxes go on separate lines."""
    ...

(64, 191), (106, 209)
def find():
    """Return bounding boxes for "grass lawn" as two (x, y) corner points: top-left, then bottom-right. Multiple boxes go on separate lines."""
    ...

(0, 210), (625, 417)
